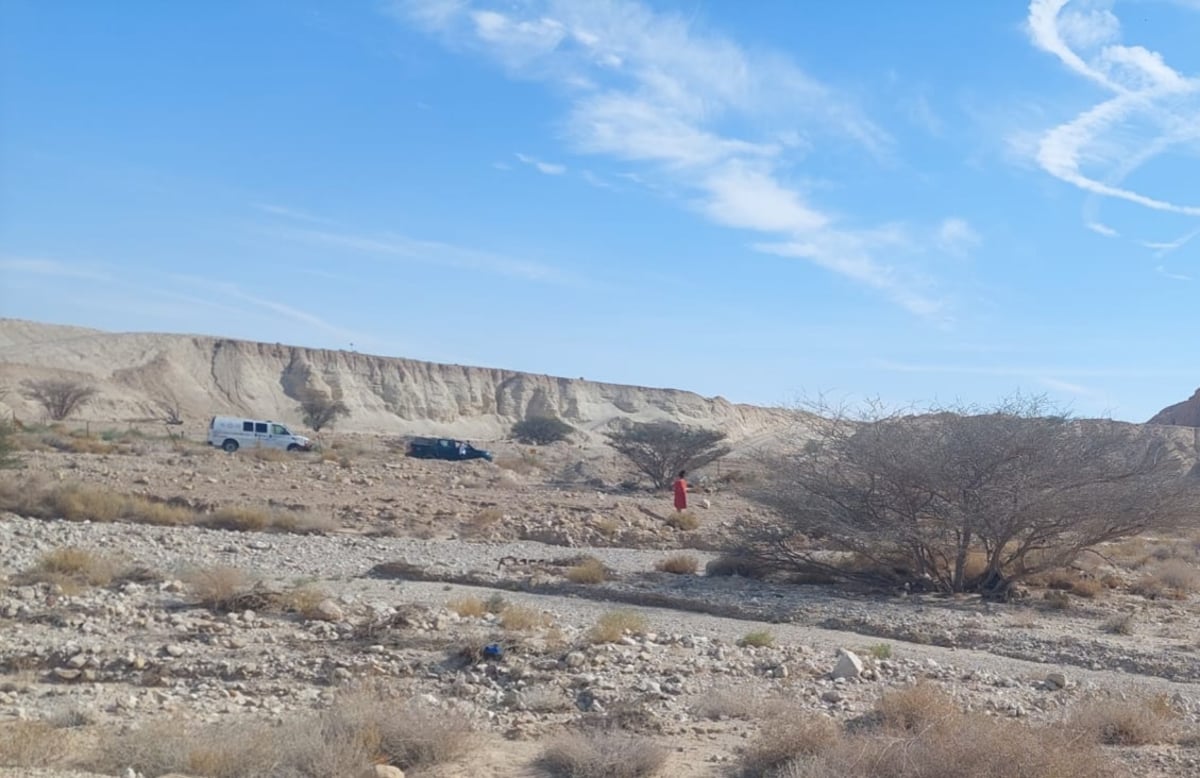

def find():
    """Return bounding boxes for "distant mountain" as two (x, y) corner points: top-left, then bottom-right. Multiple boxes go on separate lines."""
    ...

(0, 319), (795, 442)
(1149, 388), (1200, 428)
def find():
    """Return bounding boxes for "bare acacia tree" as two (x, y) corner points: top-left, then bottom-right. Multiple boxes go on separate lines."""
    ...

(298, 388), (350, 432)
(605, 421), (731, 488)
(20, 378), (98, 421)
(741, 395), (1197, 597)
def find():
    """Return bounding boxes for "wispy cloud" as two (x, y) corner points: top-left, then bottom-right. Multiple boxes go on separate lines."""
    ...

(389, 0), (953, 317)
(277, 227), (581, 285)
(1086, 221), (1119, 237)
(250, 202), (339, 226)
(0, 256), (112, 281)
(515, 152), (566, 175)
(1026, 0), (1200, 236)
(1156, 265), (1193, 281)
(936, 218), (981, 257)
(169, 274), (361, 340)
(1141, 227), (1200, 256)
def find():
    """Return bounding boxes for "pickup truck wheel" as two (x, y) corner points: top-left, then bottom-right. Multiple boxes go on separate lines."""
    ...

(221, 439), (239, 453)
(287, 444), (301, 452)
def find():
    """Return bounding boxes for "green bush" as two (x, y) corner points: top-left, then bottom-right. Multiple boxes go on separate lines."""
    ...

(512, 415), (574, 445)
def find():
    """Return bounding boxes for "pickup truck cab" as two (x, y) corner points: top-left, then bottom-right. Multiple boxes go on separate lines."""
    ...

(406, 437), (493, 462)
(207, 416), (312, 453)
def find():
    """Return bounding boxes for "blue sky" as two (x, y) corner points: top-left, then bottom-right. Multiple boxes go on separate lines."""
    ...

(2, 0), (1198, 421)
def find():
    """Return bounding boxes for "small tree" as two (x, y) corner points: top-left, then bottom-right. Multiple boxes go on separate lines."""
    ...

(605, 421), (730, 488)
(298, 388), (349, 432)
(513, 415), (575, 445)
(740, 395), (1197, 597)
(20, 378), (98, 421)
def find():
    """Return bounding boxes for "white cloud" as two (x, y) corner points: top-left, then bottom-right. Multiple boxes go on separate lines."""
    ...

(1141, 227), (1200, 255)
(390, 0), (950, 317)
(936, 218), (981, 257)
(1086, 221), (1119, 237)
(1026, 0), (1200, 228)
(515, 152), (566, 175)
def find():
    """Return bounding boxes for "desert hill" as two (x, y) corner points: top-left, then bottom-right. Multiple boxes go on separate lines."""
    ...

(0, 318), (794, 441)
(1150, 387), (1200, 428)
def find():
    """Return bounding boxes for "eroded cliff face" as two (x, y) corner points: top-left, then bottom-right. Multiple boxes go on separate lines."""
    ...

(0, 319), (793, 440)
(1149, 388), (1200, 428)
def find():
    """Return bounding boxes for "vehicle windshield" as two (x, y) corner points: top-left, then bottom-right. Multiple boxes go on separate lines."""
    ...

(271, 424), (290, 435)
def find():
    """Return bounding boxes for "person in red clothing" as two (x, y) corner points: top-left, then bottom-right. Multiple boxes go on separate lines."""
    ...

(673, 469), (689, 512)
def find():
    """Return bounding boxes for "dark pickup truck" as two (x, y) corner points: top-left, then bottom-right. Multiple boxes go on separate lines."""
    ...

(406, 437), (494, 462)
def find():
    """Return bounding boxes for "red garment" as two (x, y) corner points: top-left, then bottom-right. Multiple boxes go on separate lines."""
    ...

(673, 477), (688, 510)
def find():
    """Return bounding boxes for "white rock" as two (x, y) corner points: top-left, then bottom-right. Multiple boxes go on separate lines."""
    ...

(1045, 672), (1067, 690)
(361, 766), (405, 778)
(832, 649), (864, 680)
(312, 599), (344, 622)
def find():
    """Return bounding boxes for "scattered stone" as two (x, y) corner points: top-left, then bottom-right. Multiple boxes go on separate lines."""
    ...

(832, 649), (864, 680)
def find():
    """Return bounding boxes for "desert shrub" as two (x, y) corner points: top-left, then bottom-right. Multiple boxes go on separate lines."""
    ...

(537, 729), (668, 778)
(1071, 578), (1102, 598)
(500, 605), (551, 631)
(20, 378), (97, 421)
(277, 584), (332, 619)
(589, 610), (647, 644)
(691, 688), (762, 721)
(654, 554), (699, 575)
(738, 630), (775, 648)
(18, 547), (119, 592)
(513, 415), (575, 445)
(185, 566), (270, 612)
(1066, 693), (1182, 745)
(738, 712), (841, 778)
(0, 720), (70, 767)
(485, 592), (509, 613)
(866, 643), (893, 660)
(298, 388), (350, 432)
(665, 511), (699, 531)
(875, 682), (959, 733)
(1103, 613), (1136, 635)
(742, 395), (1196, 597)
(0, 419), (21, 469)
(1041, 590), (1072, 610)
(199, 505), (335, 535)
(1143, 559), (1200, 594)
(448, 596), (487, 618)
(705, 553), (769, 579)
(566, 556), (611, 584)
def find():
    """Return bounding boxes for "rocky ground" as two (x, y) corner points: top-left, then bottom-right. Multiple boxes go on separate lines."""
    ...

(3, 436), (1200, 777)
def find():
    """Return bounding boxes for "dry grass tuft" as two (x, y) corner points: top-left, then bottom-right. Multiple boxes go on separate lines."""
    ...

(705, 554), (769, 579)
(691, 687), (762, 721)
(737, 691), (1118, 778)
(665, 511), (700, 531)
(185, 566), (271, 612)
(1066, 693), (1182, 745)
(537, 729), (668, 778)
(566, 556), (611, 584)
(18, 546), (120, 592)
(276, 583), (332, 619)
(654, 554), (698, 575)
(738, 630), (775, 648)
(0, 720), (69, 768)
(448, 596), (487, 618)
(200, 505), (336, 535)
(500, 604), (552, 631)
(738, 711), (841, 778)
(246, 446), (289, 462)
(87, 687), (477, 777)
(875, 682), (959, 734)
(1103, 613), (1136, 635)
(588, 610), (648, 644)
